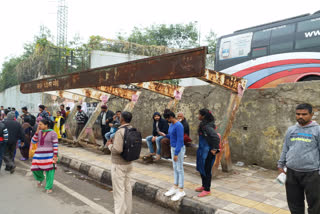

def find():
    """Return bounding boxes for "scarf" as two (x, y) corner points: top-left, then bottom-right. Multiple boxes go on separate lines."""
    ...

(40, 129), (53, 146)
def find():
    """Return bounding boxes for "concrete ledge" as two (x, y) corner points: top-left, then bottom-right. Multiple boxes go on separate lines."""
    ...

(100, 170), (112, 186)
(181, 197), (217, 214)
(69, 159), (82, 171)
(88, 166), (104, 181)
(79, 163), (91, 176)
(60, 154), (218, 214)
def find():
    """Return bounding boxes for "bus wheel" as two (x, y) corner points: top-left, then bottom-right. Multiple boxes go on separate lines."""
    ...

(298, 75), (320, 82)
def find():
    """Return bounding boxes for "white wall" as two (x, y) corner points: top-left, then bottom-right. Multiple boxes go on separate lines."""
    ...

(90, 50), (208, 87)
(0, 85), (43, 115)
(90, 50), (147, 69)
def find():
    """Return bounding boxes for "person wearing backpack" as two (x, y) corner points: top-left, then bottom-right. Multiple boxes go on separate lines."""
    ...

(107, 111), (141, 214)
(21, 107), (36, 127)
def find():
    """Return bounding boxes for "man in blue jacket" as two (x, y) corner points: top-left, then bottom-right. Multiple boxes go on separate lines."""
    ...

(278, 103), (320, 214)
(146, 112), (169, 161)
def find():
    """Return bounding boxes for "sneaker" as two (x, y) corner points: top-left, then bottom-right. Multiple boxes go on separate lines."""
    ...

(171, 191), (186, 201)
(10, 166), (16, 174)
(195, 186), (205, 192)
(164, 187), (178, 197)
(155, 154), (161, 161)
(98, 145), (104, 151)
(198, 190), (211, 197)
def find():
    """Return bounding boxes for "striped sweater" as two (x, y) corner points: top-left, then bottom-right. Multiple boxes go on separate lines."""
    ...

(31, 131), (58, 171)
(0, 123), (8, 143)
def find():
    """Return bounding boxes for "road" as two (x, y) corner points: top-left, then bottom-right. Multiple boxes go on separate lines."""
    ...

(0, 158), (175, 214)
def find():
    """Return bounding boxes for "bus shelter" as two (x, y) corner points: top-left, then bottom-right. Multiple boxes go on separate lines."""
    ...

(20, 47), (247, 176)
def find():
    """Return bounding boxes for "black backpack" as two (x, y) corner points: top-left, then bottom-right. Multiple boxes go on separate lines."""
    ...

(121, 126), (142, 161)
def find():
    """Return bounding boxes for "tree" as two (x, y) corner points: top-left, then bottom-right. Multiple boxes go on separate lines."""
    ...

(120, 22), (199, 49)
(0, 57), (23, 91)
(203, 30), (217, 68)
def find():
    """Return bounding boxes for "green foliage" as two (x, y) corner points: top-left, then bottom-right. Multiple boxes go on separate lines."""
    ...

(204, 30), (217, 68)
(0, 23), (218, 90)
(120, 22), (199, 49)
(0, 57), (24, 91)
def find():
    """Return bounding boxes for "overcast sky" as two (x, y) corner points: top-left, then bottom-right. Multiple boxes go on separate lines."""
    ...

(0, 0), (318, 68)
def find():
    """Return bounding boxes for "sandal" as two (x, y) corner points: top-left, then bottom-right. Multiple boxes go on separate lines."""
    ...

(46, 189), (53, 194)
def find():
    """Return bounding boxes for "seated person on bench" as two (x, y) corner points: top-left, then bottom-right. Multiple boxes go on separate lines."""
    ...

(146, 112), (169, 161)
(105, 111), (121, 142)
(177, 112), (192, 146)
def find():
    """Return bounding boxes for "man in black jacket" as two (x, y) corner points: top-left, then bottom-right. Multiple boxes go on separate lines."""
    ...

(0, 121), (8, 172)
(146, 112), (169, 160)
(3, 110), (24, 173)
(99, 105), (114, 150)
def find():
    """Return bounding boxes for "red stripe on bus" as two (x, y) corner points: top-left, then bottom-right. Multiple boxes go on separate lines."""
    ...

(233, 59), (320, 77)
(248, 67), (320, 88)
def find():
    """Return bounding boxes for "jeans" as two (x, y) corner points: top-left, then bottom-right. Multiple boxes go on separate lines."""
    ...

(105, 127), (118, 140)
(0, 142), (6, 170)
(105, 132), (117, 140)
(146, 135), (165, 155)
(201, 152), (216, 191)
(285, 168), (320, 214)
(171, 146), (185, 188)
(101, 125), (110, 146)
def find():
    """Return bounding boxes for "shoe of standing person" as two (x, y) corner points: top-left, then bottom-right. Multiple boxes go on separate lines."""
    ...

(10, 166), (16, 174)
(164, 187), (178, 197)
(195, 186), (205, 192)
(171, 191), (186, 201)
(198, 190), (211, 197)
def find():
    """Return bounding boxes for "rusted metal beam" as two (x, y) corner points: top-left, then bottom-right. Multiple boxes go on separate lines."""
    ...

(134, 82), (184, 99)
(123, 91), (142, 112)
(45, 91), (88, 101)
(65, 89), (110, 101)
(212, 82), (247, 176)
(199, 69), (247, 93)
(94, 86), (137, 100)
(20, 47), (207, 93)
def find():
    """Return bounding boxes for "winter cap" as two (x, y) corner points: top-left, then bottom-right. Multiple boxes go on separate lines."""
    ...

(7, 112), (15, 120)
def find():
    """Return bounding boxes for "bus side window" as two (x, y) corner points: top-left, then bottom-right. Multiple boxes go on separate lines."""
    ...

(252, 47), (267, 58)
(252, 30), (271, 47)
(295, 18), (320, 49)
(270, 24), (295, 54)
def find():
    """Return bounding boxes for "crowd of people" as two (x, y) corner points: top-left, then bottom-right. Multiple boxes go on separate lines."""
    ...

(0, 104), (70, 193)
(1, 102), (319, 214)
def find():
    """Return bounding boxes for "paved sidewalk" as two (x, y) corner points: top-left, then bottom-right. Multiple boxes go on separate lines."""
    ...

(59, 144), (289, 214)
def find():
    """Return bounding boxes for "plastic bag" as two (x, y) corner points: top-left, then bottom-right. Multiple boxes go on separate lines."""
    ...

(29, 142), (37, 158)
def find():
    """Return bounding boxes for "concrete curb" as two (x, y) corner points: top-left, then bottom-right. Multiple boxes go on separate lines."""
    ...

(59, 155), (220, 214)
